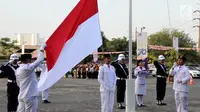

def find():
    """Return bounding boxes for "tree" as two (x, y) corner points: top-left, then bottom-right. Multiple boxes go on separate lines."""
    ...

(148, 28), (200, 67)
(0, 37), (19, 56)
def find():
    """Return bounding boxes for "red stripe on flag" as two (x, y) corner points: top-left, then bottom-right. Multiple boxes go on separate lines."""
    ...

(46, 0), (98, 71)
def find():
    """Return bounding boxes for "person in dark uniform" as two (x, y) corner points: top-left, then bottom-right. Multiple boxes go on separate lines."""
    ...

(0, 54), (20, 112)
(111, 54), (128, 109)
(154, 55), (168, 105)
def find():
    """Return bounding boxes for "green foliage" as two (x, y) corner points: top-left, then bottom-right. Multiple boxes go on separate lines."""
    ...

(107, 37), (128, 51)
(164, 49), (177, 68)
(148, 28), (200, 67)
(0, 37), (19, 57)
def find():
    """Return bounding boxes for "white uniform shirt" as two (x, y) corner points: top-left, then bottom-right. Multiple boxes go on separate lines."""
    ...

(171, 65), (190, 93)
(134, 66), (149, 85)
(15, 52), (44, 99)
(98, 64), (116, 92)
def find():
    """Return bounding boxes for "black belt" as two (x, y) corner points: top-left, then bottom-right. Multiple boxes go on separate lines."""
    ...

(157, 75), (167, 78)
(8, 80), (17, 83)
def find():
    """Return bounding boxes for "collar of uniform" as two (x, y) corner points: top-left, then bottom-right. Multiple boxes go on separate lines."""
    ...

(104, 64), (111, 68)
(178, 64), (185, 68)
(137, 66), (144, 70)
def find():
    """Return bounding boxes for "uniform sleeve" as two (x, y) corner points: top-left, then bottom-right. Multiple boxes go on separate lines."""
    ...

(26, 51), (44, 71)
(181, 68), (190, 84)
(0, 65), (5, 78)
(153, 61), (159, 68)
(0, 64), (9, 78)
(169, 63), (177, 75)
(113, 67), (116, 86)
(134, 68), (139, 77)
(98, 66), (105, 86)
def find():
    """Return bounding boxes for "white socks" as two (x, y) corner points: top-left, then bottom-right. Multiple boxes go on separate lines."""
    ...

(136, 95), (143, 105)
(140, 96), (143, 104)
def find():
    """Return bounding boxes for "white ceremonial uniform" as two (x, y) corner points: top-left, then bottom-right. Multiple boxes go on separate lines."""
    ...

(15, 52), (44, 112)
(134, 66), (149, 95)
(171, 65), (190, 112)
(98, 64), (116, 112)
(39, 62), (49, 101)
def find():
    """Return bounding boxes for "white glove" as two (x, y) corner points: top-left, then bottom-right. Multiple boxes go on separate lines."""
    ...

(40, 43), (47, 50)
(176, 79), (181, 83)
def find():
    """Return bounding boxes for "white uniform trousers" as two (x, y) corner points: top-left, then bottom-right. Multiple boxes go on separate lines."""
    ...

(42, 89), (49, 100)
(100, 91), (114, 112)
(17, 96), (38, 112)
(175, 91), (188, 112)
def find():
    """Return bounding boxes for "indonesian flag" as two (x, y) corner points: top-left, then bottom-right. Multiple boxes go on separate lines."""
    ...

(38, 0), (102, 91)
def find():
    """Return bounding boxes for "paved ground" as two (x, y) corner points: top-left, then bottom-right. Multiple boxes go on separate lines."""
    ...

(0, 77), (200, 112)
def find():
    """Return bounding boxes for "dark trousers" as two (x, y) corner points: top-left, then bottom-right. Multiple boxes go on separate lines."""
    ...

(156, 78), (167, 101)
(78, 72), (81, 78)
(82, 72), (86, 79)
(7, 83), (19, 112)
(116, 79), (126, 103)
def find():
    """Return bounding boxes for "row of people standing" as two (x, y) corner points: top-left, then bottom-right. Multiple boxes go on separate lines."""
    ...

(72, 64), (100, 79)
(98, 54), (191, 112)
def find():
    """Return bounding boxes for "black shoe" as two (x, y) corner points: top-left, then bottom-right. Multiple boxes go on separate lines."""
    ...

(121, 105), (125, 109)
(157, 101), (161, 105)
(137, 104), (142, 107)
(43, 100), (51, 104)
(117, 103), (124, 109)
(141, 104), (146, 107)
(160, 102), (167, 105)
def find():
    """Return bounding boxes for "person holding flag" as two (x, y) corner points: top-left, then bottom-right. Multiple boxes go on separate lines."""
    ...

(15, 44), (46, 112)
(98, 54), (116, 112)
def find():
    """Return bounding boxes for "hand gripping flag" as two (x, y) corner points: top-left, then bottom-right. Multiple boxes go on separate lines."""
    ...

(38, 0), (102, 91)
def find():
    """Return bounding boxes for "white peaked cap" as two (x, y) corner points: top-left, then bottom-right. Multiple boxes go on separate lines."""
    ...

(118, 54), (125, 60)
(10, 54), (19, 60)
(158, 55), (165, 60)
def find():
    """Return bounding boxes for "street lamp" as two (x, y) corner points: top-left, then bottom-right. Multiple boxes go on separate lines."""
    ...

(22, 41), (27, 54)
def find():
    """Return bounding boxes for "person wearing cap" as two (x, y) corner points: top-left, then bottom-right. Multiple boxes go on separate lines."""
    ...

(98, 54), (116, 112)
(170, 56), (190, 112)
(0, 54), (19, 112)
(134, 59), (150, 107)
(15, 44), (46, 112)
(111, 54), (128, 109)
(154, 55), (168, 105)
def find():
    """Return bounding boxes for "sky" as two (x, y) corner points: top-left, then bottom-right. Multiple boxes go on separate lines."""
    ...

(0, 0), (200, 42)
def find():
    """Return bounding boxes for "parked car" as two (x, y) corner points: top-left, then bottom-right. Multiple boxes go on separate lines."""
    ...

(169, 66), (200, 78)
(188, 64), (200, 71)
(187, 66), (200, 78)
(148, 64), (156, 77)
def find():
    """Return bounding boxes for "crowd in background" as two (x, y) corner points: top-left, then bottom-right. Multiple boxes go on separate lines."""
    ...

(67, 63), (102, 79)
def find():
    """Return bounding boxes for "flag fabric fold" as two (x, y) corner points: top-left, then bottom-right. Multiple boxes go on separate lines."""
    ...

(38, 0), (102, 91)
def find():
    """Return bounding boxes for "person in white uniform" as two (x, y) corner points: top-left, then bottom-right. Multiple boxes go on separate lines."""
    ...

(134, 59), (150, 107)
(98, 54), (116, 112)
(170, 55), (190, 112)
(39, 59), (51, 104)
(15, 44), (46, 112)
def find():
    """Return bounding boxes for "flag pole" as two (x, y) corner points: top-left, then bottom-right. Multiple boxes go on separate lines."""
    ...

(126, 0), (135, 111)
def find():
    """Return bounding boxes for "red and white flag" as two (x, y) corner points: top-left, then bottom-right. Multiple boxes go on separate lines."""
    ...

(38, 0), (102, 91)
